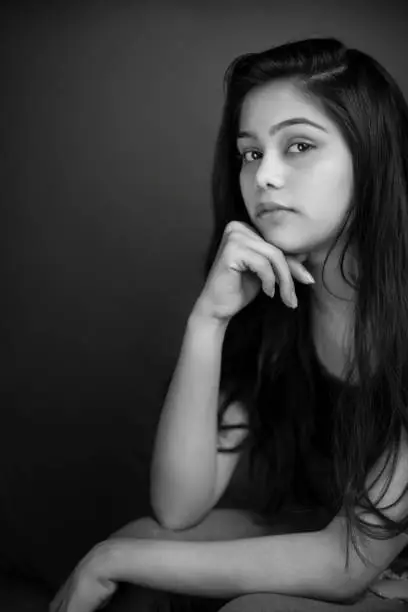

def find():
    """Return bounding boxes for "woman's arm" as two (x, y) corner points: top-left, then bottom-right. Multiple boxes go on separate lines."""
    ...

(97, 433), (408, 604)
(52, 436), (408, 612)
(52, 511), (408, 612)
(100, 526), (367, 603)
(150, 312), (228, 529)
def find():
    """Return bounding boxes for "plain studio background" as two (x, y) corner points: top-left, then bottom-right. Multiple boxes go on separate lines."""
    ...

(1, 0), (407, 594)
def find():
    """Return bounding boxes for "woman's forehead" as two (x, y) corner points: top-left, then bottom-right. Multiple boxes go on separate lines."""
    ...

(238, 83), (335, 138)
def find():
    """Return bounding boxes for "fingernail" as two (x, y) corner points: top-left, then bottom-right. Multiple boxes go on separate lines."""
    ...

(302, 270), (315, 284)
(290, 291), (298, 308)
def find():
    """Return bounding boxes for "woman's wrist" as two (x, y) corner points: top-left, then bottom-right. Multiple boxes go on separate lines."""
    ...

(94, 538), (148, 583)
(87, 539), (130, 581)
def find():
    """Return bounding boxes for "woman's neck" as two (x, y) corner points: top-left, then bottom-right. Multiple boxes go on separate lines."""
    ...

(303, 238), (358, 318)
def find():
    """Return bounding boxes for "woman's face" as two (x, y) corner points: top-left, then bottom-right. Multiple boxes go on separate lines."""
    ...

(237, 79), (354, 263)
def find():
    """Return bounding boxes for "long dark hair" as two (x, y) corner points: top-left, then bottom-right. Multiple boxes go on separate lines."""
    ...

(202, 36), (408, 570)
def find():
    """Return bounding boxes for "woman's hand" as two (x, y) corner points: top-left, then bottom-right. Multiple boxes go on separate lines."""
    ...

(193, 220), (315, 324)
(49, 542), (118, 612)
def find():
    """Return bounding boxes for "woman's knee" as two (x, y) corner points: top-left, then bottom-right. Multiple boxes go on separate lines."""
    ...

(108, 508), (269, 542)
(108, 515), (174, 540)
(217, 593), (325, 611)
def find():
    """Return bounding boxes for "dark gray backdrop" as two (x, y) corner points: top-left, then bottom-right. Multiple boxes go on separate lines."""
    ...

(1, 0), (407, 588)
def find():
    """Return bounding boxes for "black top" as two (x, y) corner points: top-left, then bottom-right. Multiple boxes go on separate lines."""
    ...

(228, 340), (408, 568)
(291, 344), (346, 515)
(299, 345), (408, 569)
(230, 342), (349, 519)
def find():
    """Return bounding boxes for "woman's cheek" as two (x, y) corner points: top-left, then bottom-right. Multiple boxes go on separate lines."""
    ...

(239, 174), (249, 202)
(240, 167), (255, 193)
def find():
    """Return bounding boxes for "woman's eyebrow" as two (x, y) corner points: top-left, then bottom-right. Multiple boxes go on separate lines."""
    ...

(237, 117), (328, 140)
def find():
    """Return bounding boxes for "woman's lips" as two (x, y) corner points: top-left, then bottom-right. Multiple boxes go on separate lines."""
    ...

(259, 209), (294, 219)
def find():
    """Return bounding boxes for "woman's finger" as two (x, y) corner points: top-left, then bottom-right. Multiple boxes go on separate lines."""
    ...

(231, 236), (314, 307)
(50, 578), (73, 612)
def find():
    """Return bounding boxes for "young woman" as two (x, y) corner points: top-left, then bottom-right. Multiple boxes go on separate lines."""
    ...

(51, 36), (408, 612)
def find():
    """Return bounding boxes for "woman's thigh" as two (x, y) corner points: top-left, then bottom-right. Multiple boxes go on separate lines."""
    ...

(217, 591), (407, 612)
(104, 583), (232, 612)
(107, 506), (329, 543)
(108, 508), (271, 542)
(101, 584), (407, 612)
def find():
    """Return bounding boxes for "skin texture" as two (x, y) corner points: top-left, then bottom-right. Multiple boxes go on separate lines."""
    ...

(237, 78), (357, 321)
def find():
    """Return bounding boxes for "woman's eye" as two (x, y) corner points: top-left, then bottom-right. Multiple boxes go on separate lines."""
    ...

(287, 142), (314, 155)
(239, 150), (261, 164)
(238, 142), (314, 165)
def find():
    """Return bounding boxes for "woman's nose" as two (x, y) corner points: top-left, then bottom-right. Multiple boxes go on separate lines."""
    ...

(255, 153), (285, 189)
